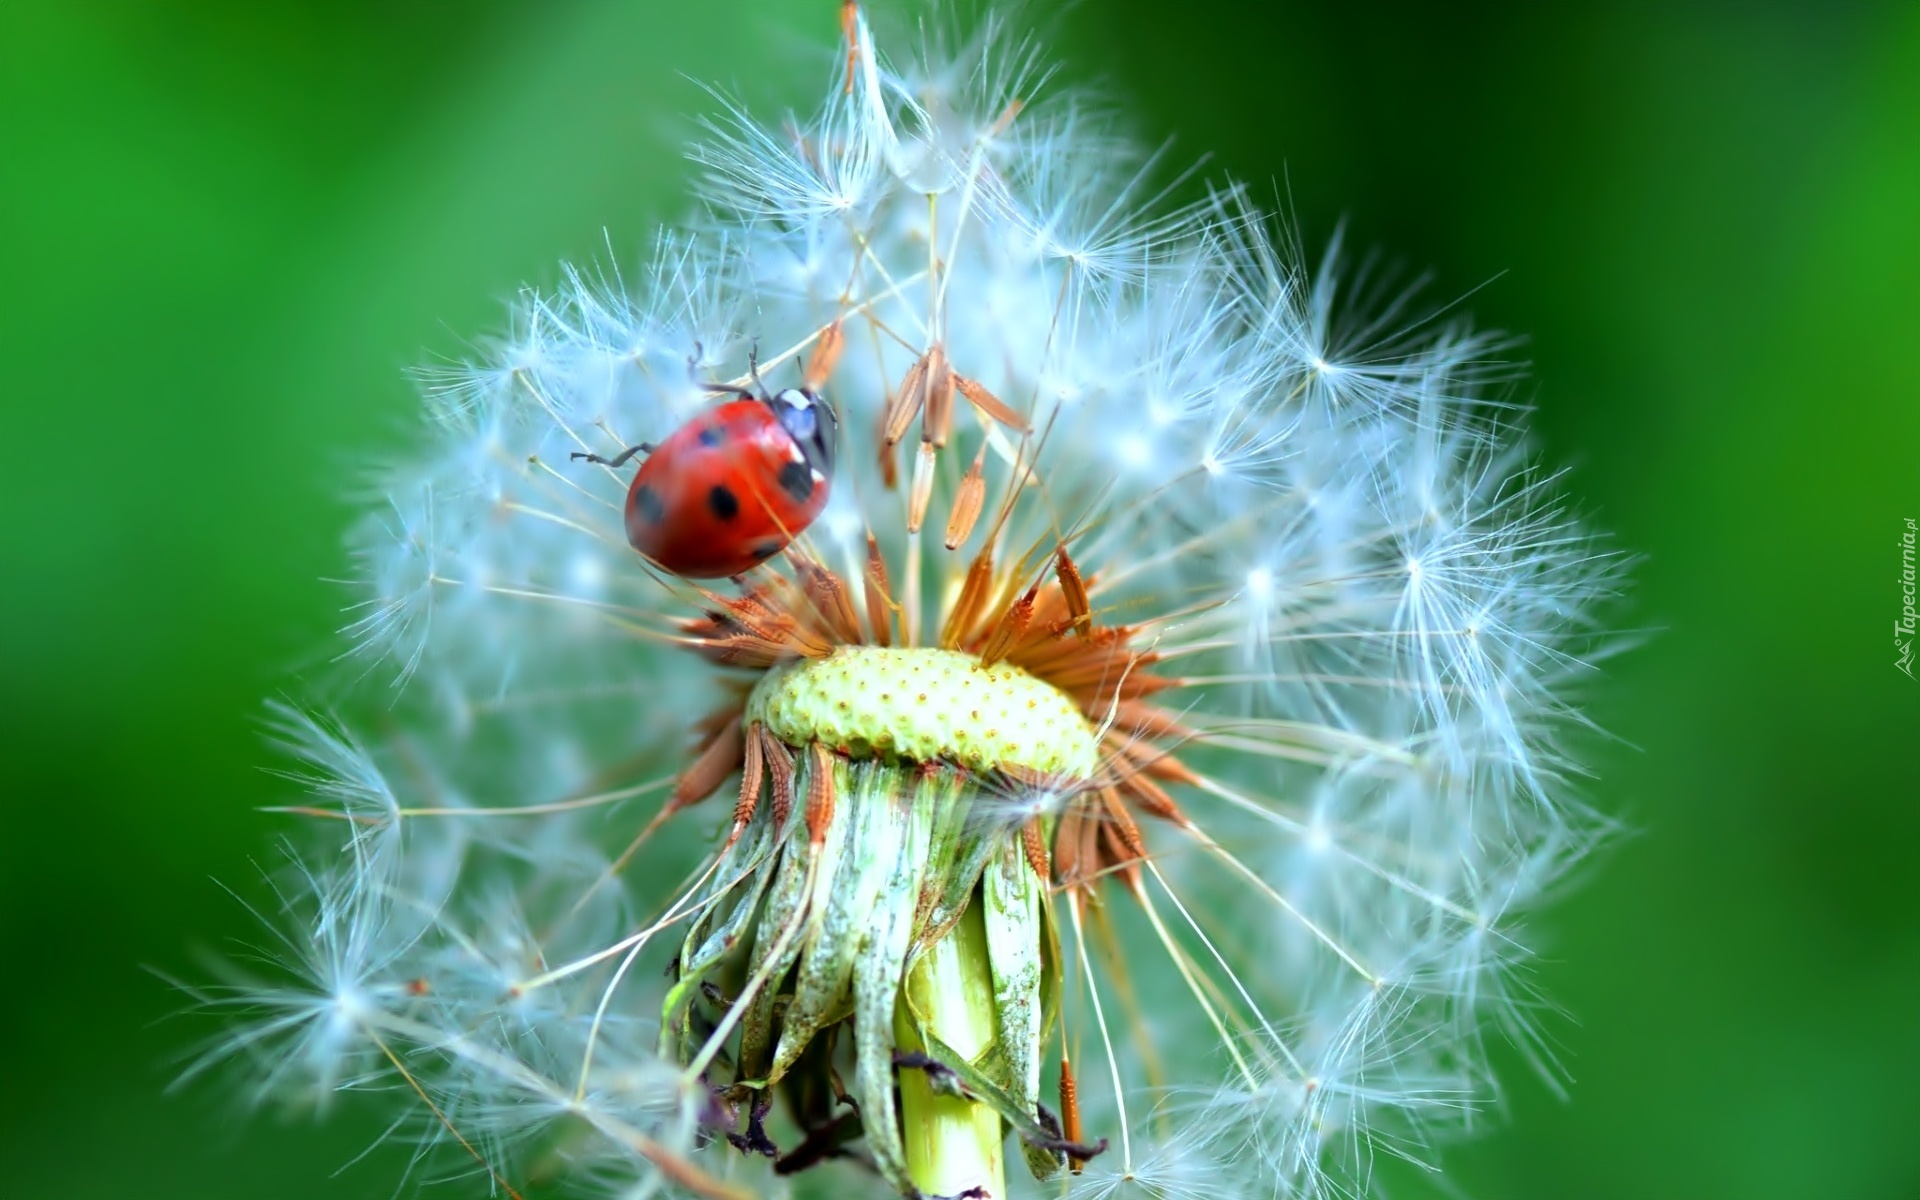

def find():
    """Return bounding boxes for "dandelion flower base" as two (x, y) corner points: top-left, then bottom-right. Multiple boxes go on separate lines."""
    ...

(748, 645), (1100, 777)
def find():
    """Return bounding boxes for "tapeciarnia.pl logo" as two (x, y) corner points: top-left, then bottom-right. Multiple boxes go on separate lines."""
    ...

(1898, 518), (1916, 678)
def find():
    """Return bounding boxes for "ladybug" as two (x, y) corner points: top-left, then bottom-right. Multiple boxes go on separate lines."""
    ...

(574, 377), (838, 579)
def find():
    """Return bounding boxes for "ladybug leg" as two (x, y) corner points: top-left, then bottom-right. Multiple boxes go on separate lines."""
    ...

(571, 443), (652, 469)
(687, 342), (752, 400)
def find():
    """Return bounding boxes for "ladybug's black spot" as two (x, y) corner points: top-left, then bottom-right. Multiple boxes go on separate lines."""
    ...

(632, 484), (666, 526)
(777, 460), (815, 503)
(752, 540), (782, 560)
(697, 424), (725, 448)
(707, 483), (741, 521)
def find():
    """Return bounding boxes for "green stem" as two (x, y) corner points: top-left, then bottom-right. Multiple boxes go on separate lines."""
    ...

(897, 897), (1006, 1198)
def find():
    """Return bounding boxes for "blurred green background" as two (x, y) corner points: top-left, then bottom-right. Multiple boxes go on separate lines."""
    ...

(2, 1), (1915, 1197)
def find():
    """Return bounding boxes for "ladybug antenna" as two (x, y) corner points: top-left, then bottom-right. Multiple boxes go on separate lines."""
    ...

(747, 340), (768, 399)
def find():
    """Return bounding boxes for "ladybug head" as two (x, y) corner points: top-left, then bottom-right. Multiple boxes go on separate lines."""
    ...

(767, 387), (838, 477)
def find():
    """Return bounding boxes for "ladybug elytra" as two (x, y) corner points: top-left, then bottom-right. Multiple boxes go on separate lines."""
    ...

(575, 380), (839, 579)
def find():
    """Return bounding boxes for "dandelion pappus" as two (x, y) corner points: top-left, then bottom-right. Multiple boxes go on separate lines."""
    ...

(575, 330), (844, 579)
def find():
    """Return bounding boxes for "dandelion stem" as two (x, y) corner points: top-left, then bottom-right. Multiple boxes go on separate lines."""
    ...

(896, 898), (1006, 1199)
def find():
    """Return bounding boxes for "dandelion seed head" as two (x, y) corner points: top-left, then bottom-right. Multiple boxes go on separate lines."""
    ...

(199, 5), (1625, 1198)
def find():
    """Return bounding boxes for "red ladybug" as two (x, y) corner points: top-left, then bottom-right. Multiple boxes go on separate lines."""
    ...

(574, 382), (838, 578)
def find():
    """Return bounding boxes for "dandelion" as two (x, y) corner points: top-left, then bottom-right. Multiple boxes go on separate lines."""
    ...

(195, 5), (1624, 1198)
